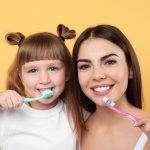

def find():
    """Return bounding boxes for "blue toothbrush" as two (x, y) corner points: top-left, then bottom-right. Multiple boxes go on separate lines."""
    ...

(23, 90), (53, 102)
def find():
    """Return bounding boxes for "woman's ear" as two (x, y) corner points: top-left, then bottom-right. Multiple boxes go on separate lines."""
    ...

(129, 68), (133, 79)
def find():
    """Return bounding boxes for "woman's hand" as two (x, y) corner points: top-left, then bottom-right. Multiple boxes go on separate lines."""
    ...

(134, 116), (150, 139)
(0, 90), (23, 110)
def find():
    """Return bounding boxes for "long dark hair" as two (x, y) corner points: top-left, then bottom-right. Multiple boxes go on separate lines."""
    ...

(72, 24), (142, 115)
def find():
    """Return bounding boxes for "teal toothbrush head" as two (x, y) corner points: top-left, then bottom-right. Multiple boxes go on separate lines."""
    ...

(23, 89), (54, 103)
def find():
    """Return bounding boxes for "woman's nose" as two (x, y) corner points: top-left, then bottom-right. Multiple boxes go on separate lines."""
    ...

(92, 66), (106, 81)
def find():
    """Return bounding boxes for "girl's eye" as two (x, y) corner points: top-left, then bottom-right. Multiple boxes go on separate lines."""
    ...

(27, 68), (37, 73)
(78, 64), (90, 70)
(48, 66), (59, 71)
(105, 60), (117, 65)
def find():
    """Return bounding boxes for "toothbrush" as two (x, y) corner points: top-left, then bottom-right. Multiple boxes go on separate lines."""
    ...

(101, 97), (139, 122)
(23, 90), (53, 103)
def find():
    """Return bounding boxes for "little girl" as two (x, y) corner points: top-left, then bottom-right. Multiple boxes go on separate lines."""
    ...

(0, 24), (81, 150)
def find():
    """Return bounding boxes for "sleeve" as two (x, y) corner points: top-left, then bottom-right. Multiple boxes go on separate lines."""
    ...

(0, 110), (5, 142)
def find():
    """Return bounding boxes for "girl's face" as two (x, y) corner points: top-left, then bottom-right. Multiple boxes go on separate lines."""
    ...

(77, 38), (131, 106)
(20, 59), (67, 109)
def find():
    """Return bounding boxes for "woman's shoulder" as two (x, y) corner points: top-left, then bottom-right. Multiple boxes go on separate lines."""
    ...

(134, 107), (150, 118)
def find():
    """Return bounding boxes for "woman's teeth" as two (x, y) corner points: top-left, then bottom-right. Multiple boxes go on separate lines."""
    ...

(94, 86), (110, 92)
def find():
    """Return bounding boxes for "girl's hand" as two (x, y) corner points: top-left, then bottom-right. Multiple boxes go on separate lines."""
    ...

(134, 117), (150, 139)
(0, 90), (23, 110)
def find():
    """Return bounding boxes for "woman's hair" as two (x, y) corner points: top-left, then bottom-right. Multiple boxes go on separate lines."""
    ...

(72, 24), (143, 117)
(5, 24), (82, 138)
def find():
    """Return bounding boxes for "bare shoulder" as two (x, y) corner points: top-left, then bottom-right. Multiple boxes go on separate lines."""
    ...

(144, 139), (150, 150)
(134, 107), (150, 118)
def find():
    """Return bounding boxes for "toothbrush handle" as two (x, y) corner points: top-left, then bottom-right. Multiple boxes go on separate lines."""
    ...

(106, 104), (139, 122)
(23, 97), (41, 102)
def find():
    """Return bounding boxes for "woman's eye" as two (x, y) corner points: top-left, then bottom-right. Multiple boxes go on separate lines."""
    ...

(78, 64), (90, 70)
(27, 68), (37, 73)
(105, 60), (117, 65)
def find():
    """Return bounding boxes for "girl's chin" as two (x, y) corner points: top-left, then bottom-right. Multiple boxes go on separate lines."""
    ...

(39, 99), (52, 104)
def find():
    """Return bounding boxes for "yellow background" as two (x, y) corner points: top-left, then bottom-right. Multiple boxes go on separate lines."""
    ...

(0, 0), (150, 111)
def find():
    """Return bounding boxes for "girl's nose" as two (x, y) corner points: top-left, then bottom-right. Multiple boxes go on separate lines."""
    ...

(39, 71), (51, 84)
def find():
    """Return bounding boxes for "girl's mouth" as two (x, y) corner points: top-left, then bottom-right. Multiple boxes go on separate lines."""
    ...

(38, 88), (54, 94)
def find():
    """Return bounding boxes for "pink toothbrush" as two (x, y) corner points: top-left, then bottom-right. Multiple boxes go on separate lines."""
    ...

(101, 97), (139, 122)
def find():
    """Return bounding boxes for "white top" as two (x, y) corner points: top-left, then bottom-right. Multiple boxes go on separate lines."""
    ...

(77, 133), (148, 150)
(133, 133), (148, 150)
(0, 100), (77, 150)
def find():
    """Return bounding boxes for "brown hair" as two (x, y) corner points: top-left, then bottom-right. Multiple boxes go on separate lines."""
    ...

(5, 24), (82, 138)
(72, 24), (143, 131)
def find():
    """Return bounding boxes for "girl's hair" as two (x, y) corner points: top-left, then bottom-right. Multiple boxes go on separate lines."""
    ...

(5, 24), (81, 138)
(72, 24), (142, 118)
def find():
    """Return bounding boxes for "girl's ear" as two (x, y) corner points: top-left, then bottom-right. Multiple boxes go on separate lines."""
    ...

(129, 68), (133, 79)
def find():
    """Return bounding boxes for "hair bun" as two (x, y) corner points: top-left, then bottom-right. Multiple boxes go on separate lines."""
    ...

(57, 24), (76, 41)
(5, 32), (25, 46)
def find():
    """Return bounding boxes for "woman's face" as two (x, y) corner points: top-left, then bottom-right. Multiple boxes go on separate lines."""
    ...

(20, 59), (67, 109)
(77, 38), (131, 106)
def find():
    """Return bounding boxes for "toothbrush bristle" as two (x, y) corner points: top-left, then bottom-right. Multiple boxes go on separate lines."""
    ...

(42, 90), (53, 98)
(102, 97), (115, 106)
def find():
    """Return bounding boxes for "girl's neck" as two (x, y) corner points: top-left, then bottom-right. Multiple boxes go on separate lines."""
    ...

(28, 99), (58, 110)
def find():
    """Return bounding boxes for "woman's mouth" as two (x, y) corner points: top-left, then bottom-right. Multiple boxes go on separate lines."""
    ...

(92, 85), (113, 96)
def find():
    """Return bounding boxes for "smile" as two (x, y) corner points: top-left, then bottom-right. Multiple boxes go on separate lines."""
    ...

(94, 86), (110, 92)
(91, 84), (113, 96)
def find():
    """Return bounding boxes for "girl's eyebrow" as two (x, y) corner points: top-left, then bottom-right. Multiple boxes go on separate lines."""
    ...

(22, 65), (37, 71)
(77, 53), (119, 63)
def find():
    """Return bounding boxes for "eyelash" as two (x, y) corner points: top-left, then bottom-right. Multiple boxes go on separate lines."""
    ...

(78, 64), (90, 70)
(78, 59), (117, 70)
(27, 68), (37, 73)
(105, 59), (117, 65)
(27, 66), (60, 73)
(48, 66), (59, 71)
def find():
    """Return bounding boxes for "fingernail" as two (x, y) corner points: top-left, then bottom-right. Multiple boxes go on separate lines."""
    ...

(133, 122), (137, 126)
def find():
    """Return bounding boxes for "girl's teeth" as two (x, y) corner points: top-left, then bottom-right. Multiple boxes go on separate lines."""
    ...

(39, 88), (52, 93)
(94, 86), (110, 92)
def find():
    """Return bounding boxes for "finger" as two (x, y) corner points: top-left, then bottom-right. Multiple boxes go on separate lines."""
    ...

(144, 121), (150, 134)
(9, 92), (22, 108)
(13, 92), (24, 107)
(134, 118), (149, 127)
(6, 96), (14, 109)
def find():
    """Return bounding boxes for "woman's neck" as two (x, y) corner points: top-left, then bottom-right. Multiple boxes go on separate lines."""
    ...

(93, 96), (135, 125)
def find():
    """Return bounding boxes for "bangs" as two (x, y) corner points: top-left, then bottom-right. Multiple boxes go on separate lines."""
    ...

(18, 33), (66, 66)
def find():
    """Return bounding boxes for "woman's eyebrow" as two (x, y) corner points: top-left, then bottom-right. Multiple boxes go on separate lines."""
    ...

(77, 59), (91, 63)
(100, 53), (119, 61)
(77, 53), (118, 64)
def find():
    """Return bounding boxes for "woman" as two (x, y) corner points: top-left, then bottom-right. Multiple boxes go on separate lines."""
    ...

(72, 24), (150, 150)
